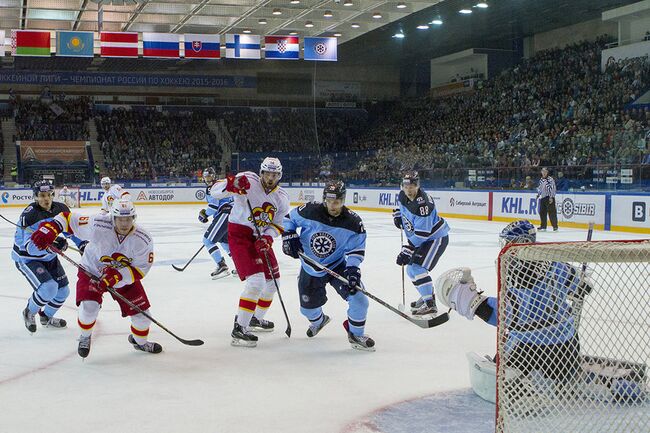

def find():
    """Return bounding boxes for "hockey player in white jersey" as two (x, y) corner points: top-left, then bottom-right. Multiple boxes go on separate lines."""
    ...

(99, 177), (130, 213)
(31, 198), (161, 358)
(210, 157), (289, 347)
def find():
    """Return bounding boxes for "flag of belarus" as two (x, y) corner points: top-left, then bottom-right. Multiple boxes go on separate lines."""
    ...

(264, 36), (299, 60)
(100, 32), (138, 58)
(12, 30), (51, 56)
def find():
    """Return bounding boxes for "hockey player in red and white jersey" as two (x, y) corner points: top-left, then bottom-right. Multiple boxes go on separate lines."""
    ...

(211, 157), (289, 347)
(30, 198), (161, 358)
(99, 177), (130, 214)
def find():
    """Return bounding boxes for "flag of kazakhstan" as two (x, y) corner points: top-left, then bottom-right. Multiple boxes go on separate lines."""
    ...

(57, 31), (94, 57)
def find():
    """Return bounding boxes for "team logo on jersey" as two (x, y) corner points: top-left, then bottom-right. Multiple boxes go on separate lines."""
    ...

(248, 202), (277, 228)
(310, 232), (336, 258)
(99, 252), (132, 269)
(79, 216), (89, 226)
(403, 218), (414, 232)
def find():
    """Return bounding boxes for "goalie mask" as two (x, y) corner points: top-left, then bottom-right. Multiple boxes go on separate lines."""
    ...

(499, 220), (536, 248)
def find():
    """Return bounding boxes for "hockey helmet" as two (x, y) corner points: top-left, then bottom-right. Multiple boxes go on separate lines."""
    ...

(499, 220), (536, 248)
(322, 180), (346, 202)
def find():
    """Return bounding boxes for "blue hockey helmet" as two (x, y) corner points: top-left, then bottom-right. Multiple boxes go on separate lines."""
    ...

(499, 220), (536, 248)
(32, 180), (54, 197)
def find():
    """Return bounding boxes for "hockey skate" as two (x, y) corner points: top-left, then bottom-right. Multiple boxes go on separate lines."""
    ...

(39, 311), (67, 329)
(128, 335), (163, 354)
(412, 298), (437, 316)
(22, 307), (36, 333)
(231, 322), (258, 347)
(249, 316), (274, 332)
(343, 320), (375, 352)
(211, 259), (230, 280)
(306, 314), (331, 337)
(78, 335), (92, 358)
(410, 297), (424, 313)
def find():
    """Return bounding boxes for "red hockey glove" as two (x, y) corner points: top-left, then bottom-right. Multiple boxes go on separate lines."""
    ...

(31, 221), (62, 250)
(225, 174), (251, 195)
(254, 235), (273, 255)
(99, 267), (123, 290)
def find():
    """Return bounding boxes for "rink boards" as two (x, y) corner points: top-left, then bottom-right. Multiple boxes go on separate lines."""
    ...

(1, 186), (648, 234)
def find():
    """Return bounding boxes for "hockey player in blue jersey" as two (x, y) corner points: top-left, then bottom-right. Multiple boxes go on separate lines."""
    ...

(393, 171), (450, 316)
(282, 180), (374, 351)
(12, 180), (82, 333)
(198, 167), (234, 279)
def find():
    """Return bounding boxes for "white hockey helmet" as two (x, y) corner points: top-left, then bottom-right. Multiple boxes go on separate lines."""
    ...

(111, 198), (137, 221)
(260, 157), (282, 178)
(100, 176), (112, 186)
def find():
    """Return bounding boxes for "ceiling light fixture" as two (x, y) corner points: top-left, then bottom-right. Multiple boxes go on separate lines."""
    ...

(431, 18), (443, 25)
(476, 2), (488, 8)
(334, 33), (342, 37)
(372, 12), (382, 19)
(290, 0), (300, 4)
(258, 18), (267, 24)
(351, 23), (360, 28)
(305, 21), (314, 28)
(396, 2), (406, 9)
(289, 31), (298, 35)
(459, 9), (472, 14)
(343, 0), (353, 6)
(417, 25), (429, 30)
(393, 32), (405, 39)
(272, 8), (282, 15)
(243, 29), (251, 34)
(323, 10), (333, 18)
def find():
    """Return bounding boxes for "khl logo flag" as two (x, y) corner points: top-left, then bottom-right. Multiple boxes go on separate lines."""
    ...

(304, 37), (337, 62)
(225, 34), (260, 59)
(57, 31), (94, 57)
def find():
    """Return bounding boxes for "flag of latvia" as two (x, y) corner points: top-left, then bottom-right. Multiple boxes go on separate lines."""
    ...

(12, 30), (51, 56)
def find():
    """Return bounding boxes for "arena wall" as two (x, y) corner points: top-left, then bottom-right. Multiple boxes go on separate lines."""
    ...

(2, 186), (648, 234)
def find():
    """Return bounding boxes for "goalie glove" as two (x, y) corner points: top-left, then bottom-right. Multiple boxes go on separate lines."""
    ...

(435, 267), (486, 320)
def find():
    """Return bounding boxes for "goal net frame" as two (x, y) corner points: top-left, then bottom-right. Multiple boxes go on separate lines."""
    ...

(495, 239), (650, 433)
(54, 185), (81, 208)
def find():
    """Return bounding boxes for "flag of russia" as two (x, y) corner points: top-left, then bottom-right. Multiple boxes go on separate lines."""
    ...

(142, 33), (180, 58)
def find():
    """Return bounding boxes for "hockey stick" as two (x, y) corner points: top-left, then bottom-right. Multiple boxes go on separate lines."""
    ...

(171, 245), (204, 272)
(49, 245), (204, 347)
(298, 252), (449, 329)
(0, 212), (81, 253)
(245, 197), (292, 338)
(398, 230), (406, 312)
(573, 221), (594, 331)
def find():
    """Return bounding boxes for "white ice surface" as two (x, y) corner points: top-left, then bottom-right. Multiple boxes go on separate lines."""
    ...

(0, 205), (646, 433)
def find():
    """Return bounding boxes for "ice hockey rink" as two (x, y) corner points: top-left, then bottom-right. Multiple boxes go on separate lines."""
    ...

(1, 205), (648, 433)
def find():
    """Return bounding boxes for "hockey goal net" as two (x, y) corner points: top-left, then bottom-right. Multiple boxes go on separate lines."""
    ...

(495, 240), (650, 433)
(55, 186), (81, 208)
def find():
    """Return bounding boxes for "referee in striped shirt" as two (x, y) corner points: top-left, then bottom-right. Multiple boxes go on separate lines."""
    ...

(537, 167), (558, 231)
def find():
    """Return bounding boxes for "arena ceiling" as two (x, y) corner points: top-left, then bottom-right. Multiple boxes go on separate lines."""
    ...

(0, 0), (438, 45)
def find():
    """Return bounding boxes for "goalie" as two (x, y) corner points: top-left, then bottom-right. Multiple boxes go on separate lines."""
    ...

(436, 220), (644, 405)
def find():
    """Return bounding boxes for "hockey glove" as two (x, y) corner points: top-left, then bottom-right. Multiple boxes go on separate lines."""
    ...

(254, 235), (273, 256)
(392, 208), (402, 229)
(282, 231), (303, 259)
(31, 221), (62, 250)
(396, 244), (415, 266)
(52, 236), (68, 252)
(99, 267), (123, 290)
(198, 209), (209, 223)
(344, 266), (361, 295)
(78, 240), (89, 256)
(225, 174), (251, 195)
